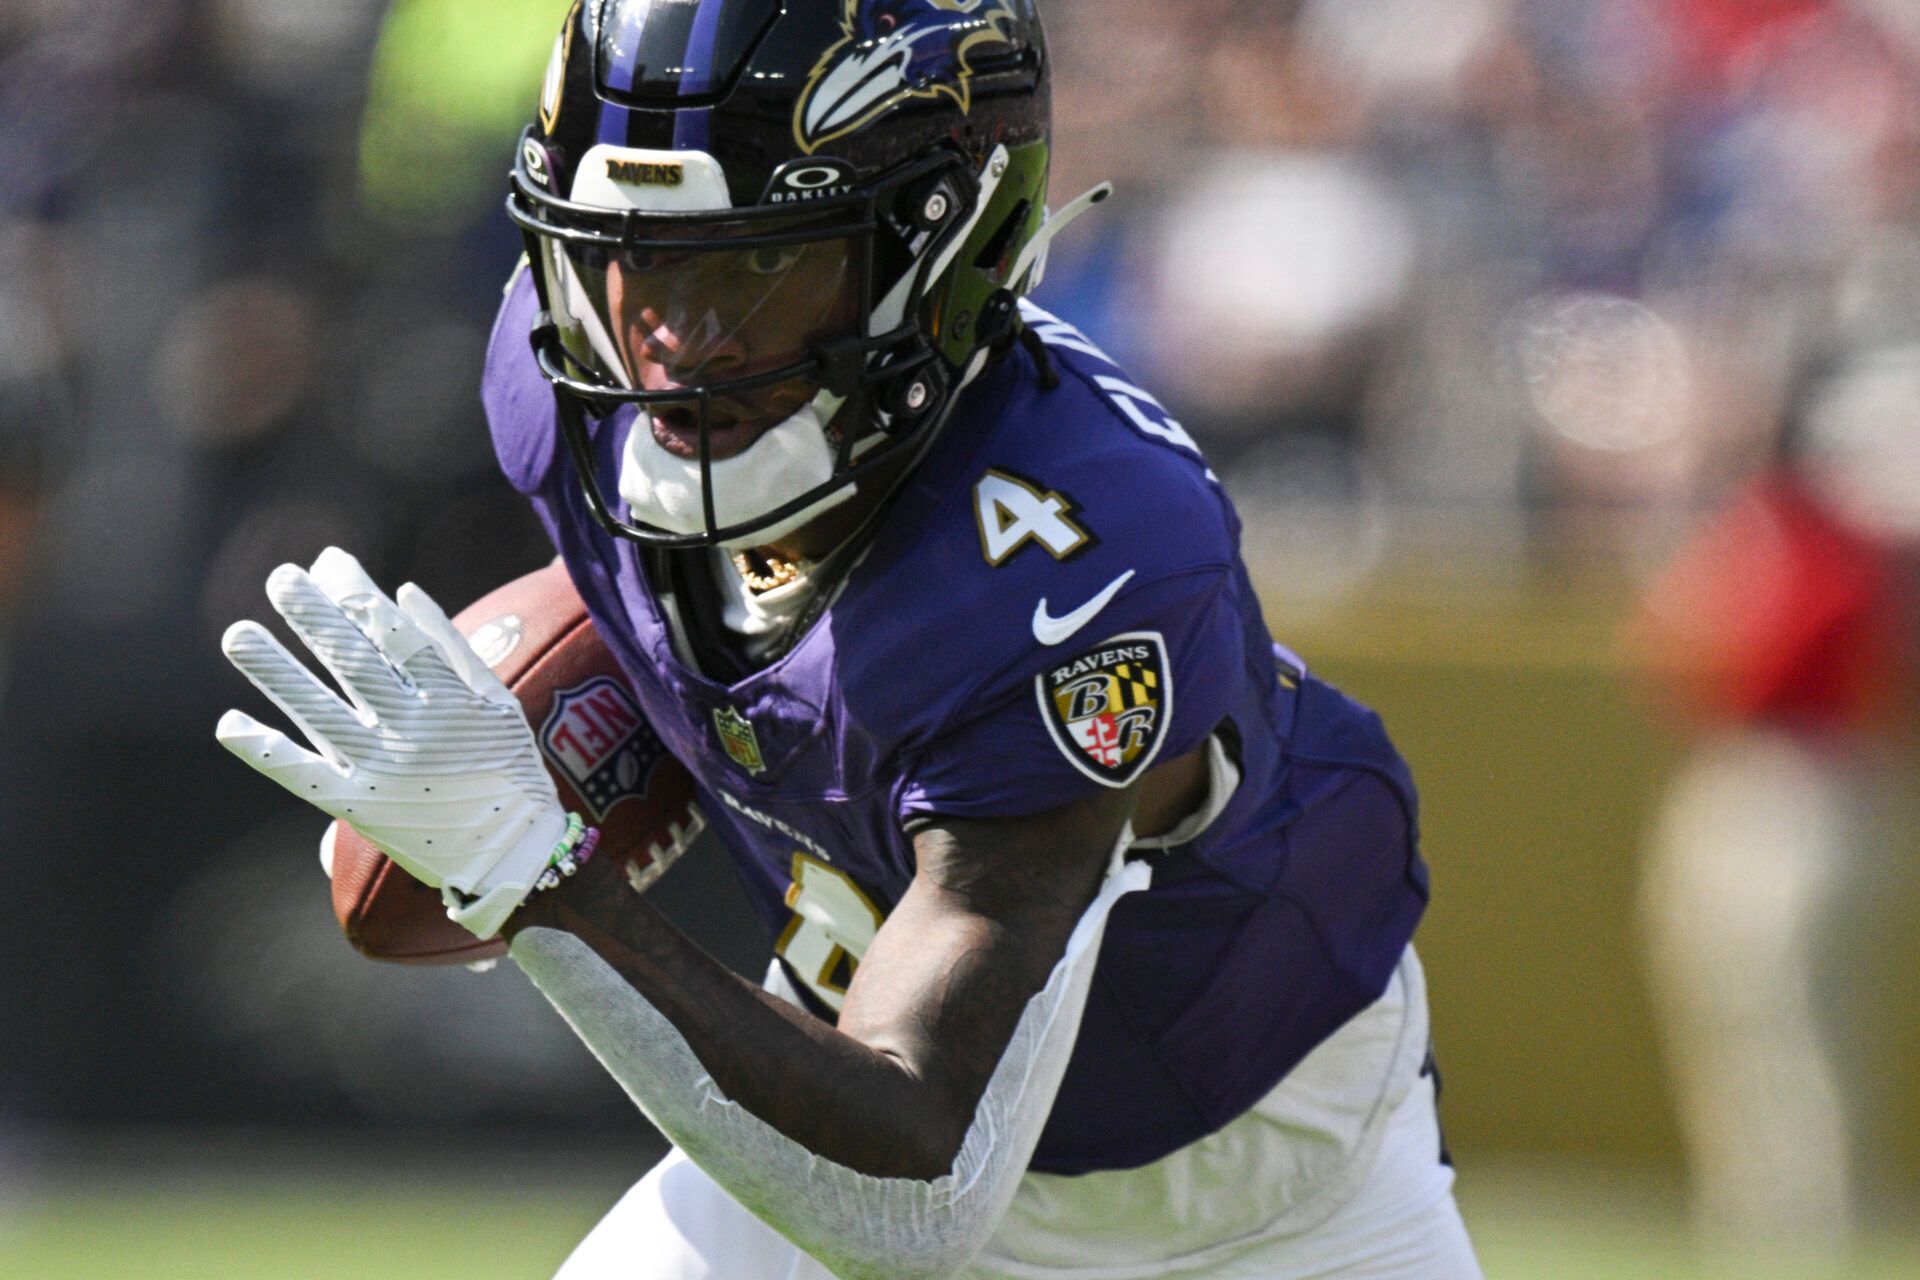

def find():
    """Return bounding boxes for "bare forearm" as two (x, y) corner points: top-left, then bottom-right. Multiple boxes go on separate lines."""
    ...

(507, 858), (963, 1177)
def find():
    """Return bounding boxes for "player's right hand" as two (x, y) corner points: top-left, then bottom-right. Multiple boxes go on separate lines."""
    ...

(215, 547), (570, 938)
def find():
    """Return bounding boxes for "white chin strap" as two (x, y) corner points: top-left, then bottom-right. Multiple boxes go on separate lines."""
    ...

(617, 390), (855, 548)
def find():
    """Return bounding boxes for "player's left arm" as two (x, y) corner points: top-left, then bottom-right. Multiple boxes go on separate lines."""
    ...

(503, 756), (1199, 1280)
(507, 768), (1173, 1176)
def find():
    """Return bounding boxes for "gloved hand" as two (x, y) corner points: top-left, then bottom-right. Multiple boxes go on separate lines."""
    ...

(217, 547), (570, 938)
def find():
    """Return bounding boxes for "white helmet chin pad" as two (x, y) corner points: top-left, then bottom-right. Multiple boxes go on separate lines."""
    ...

(617, 391), (856, 549)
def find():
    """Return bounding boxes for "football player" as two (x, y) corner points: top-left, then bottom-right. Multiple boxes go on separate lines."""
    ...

(217, 2), (1480, 1276)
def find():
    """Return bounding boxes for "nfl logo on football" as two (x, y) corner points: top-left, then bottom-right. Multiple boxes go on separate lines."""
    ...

(540, 677), (661, 819)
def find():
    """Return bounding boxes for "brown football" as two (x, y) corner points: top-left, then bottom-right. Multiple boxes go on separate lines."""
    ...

(325, 561), (700, 964)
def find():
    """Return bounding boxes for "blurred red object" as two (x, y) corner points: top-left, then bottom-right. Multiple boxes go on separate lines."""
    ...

(1629, 470), (1901, 732)
(1665, 0), (1830, 77)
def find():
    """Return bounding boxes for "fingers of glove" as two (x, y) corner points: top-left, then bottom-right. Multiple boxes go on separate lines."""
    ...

(215, 709), (353, 804)
(221, 621), (372, 762)
(267, 563), (416, 715)
(397, 582), (515, 706)
(305, 547), (450, 679)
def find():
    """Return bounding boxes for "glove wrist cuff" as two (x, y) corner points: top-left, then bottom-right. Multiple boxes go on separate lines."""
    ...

(445, 882), (532, 940)
(445, 806), (587, 938)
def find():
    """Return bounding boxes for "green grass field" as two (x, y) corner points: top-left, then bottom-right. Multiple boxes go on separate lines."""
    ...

(3, 1155), (1916, 1279)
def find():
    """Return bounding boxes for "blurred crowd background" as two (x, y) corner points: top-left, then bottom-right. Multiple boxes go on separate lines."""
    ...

(4, 0), (1920, 1275)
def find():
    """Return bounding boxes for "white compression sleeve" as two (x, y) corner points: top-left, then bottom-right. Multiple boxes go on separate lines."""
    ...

(510, 848), (1151, 1280)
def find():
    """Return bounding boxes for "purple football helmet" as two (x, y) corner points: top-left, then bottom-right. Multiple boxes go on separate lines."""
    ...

(508, 0), (1054, 549)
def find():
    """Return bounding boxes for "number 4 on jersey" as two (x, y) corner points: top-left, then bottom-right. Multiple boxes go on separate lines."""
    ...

(974, 469), (1090, 566)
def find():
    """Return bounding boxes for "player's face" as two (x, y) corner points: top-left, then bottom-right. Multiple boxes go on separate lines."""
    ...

(597, 234), (859, 461)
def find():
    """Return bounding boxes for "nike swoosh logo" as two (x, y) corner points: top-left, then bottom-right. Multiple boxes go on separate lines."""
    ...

(1033, 571), (1136, 647)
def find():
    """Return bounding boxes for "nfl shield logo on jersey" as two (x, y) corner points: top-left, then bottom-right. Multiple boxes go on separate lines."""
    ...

(1037, 631), (1172, 788)
(713, 706), (767, 775)
(540, 677), (666, 820)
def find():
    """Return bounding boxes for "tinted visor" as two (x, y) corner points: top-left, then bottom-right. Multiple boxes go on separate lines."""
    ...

(535, 211), (862, 421)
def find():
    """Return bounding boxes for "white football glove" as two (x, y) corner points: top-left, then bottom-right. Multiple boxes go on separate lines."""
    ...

(216, 547), (569, 938)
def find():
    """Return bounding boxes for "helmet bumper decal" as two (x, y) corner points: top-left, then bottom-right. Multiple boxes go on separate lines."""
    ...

(570, 144), (731, 211)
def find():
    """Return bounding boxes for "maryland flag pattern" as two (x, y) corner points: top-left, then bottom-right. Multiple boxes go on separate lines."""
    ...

(1036, 631), (1172, 787)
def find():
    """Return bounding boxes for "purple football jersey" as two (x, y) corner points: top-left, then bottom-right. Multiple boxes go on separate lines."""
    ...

(483, 274), (1430, 1173)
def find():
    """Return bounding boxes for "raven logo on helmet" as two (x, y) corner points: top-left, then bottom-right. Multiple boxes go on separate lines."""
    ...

(794, 0), (1022, 155)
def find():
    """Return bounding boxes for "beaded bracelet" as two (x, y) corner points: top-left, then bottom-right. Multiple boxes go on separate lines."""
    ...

(532, 812), (601, 893)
